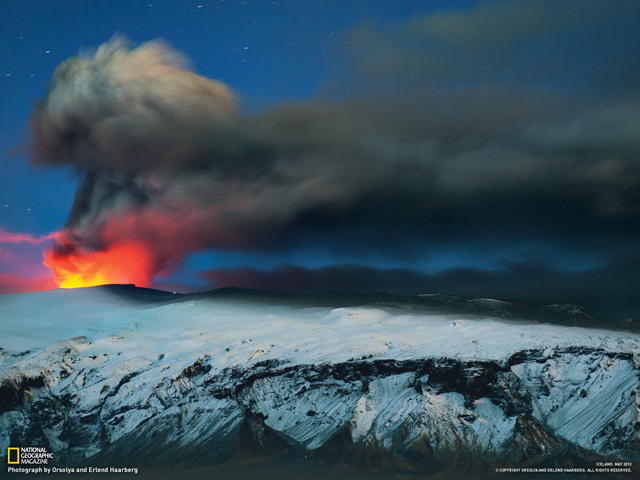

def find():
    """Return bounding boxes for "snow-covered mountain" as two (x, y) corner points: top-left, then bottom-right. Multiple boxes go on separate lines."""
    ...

(1, 286), (639, 479)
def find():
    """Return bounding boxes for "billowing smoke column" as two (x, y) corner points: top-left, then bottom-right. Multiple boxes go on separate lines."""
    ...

(32, 37), (240, 287)
(30, 36), (640, 289)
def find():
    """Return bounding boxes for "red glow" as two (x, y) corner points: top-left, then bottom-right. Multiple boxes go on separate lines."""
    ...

(0, 273), (57, 294)
(39, 202), (246, 291)
(44, 241), (153, 289)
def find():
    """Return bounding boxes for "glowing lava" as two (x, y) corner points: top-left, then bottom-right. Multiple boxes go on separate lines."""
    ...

(44, 241), (153, 289)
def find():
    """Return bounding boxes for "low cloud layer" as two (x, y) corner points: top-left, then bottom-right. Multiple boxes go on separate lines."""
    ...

(203, 259), (640, 319)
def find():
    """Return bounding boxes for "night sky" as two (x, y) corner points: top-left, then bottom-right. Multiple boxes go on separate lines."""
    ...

(1, 0), (639, 319)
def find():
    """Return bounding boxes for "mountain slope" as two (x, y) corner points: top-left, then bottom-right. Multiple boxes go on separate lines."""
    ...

(1, 286), (638, 479)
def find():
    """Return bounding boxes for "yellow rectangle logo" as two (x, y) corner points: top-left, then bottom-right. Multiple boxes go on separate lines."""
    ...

(8, 447), (20, 464)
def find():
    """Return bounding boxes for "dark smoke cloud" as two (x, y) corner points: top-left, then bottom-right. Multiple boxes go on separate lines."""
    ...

(202, 259), (640, 320)
(31, 36), (235, 172)
(29, 1), (640, 285)
(345, 0), (640, 93)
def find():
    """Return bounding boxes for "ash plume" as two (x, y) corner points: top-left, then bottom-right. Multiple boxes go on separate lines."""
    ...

(29, 30), (640, 286)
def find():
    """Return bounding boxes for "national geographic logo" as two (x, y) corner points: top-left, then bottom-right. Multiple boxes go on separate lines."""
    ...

(7, 448), (19, 464)
(6, 447), (54, 465)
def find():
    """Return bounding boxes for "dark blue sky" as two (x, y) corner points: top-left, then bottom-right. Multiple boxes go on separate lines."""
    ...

(1, 1), (639, 318)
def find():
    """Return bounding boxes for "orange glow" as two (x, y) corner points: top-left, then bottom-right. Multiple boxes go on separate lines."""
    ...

(44, 241), (153, 289)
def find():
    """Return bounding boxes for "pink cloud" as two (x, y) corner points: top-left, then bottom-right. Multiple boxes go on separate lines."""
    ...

(0, 273), (57, 294)
(0, 227), (57, 245)
(0, 246), (15, 262)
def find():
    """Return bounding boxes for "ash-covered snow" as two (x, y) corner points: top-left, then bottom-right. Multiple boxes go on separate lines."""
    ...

(1, 286), (639, 478)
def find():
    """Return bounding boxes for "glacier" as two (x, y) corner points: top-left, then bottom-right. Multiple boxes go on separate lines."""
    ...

(1, 285), (638, 479)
